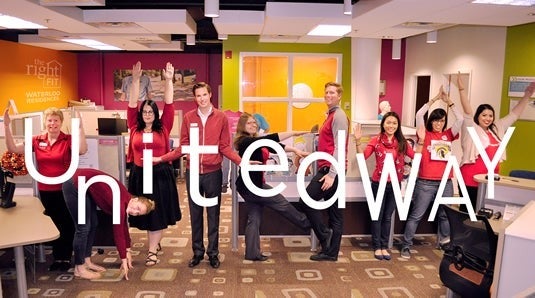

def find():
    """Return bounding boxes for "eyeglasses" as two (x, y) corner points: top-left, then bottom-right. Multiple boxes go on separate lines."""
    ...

(142, 110), (154, 115)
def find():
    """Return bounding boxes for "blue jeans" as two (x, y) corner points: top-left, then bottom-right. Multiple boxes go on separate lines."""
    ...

(371, 181), (396, 250)
(63, 178), (98, 266)
(402, 178), (451, 248)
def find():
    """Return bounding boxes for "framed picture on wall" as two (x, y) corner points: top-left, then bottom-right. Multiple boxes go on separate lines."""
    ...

(113, 68), (197, 102)
(508, 76), (535, 98)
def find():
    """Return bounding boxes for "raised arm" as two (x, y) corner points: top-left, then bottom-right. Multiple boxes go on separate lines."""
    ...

(353, 123), (363, 154)
(277, 131), (308, 142)
(3, 107), (24, 154)
(511, 81), (535, 117)
(457, 72), (472, 116)
(414, 124), (426, 153)
(128, 61), (142, 109)
(162, 62), (174, 104)
(439, 91), (463, 136)
(75, 111), (88, 155)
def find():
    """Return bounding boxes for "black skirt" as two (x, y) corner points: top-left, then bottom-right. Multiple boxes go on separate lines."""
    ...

(128, 163), (181, 231)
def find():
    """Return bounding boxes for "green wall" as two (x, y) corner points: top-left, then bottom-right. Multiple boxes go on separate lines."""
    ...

(221, 35), (352, 114)
(500, 23), (535, 175)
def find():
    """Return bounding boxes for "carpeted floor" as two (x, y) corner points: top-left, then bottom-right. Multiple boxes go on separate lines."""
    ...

(1, 181), (449, 297)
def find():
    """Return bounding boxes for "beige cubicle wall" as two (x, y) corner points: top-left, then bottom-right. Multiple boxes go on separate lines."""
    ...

(61, 107), (182, 138)
(492, 200), (535, 297)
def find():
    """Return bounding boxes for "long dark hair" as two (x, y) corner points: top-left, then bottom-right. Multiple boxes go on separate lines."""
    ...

(474, 104), (500, 141)
(426, 108), (447, 132)
(380, 111), (406, 154)
(136, 99), (163, 133)
(233, 112), (257, 150)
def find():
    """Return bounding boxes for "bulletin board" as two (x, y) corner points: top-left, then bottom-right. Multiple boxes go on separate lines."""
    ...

(509, 99), (535, 122)
(508, 76), (535, 98)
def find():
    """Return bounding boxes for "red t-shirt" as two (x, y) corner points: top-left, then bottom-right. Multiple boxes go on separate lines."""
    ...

(419, 128), (459, 180)
(32, 132), (72, 191)
(127, 103), (174, 167)
(461, 131), (500, 187)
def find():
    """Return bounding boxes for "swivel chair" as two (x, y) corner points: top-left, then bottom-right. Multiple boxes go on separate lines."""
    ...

(509, 170), (535, 180)
(439, 205), (498, 298)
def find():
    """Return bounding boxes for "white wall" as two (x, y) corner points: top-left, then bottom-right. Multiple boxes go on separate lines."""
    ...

(403, 25), (507, 126)
(403, 25), (507, 191)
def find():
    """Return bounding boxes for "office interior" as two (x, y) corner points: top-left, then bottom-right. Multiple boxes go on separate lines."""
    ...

(1, 1), (535, 297)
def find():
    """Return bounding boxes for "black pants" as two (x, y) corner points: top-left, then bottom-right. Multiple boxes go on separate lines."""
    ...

(459, 185), (478, 213)
(239, 183), (310, 259)
(298, 167), (343, 257)
(186, 169), (222, 258)
(40, 190), (75, 262)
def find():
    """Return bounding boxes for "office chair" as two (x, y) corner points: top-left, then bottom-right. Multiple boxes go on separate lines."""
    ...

(439, 205), (498, 298)
(509, 170), (535, 180)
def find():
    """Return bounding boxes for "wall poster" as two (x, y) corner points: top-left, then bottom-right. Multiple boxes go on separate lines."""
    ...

(113, 68), (197, 101)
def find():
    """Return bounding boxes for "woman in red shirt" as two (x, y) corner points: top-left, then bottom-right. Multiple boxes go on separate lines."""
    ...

(354, 112), (424, 260)
(126, 61), (181, 266)
(63, 168), (155, 280)
(4, 106), (87, 271)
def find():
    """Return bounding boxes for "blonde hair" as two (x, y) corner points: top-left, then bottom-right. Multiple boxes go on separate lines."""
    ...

(43, 107), (64, 125)
(137, 196), (155, 214)
(233, 112), (257, 149)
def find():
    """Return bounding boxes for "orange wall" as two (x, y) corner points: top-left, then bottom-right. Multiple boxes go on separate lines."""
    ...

(0, 40), (78, 113)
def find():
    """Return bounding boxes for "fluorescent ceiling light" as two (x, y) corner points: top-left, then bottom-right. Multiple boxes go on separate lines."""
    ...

(426, 31), (437, 43)
(186, 34), (195, 45)
(344, 0), (352, 15)
(472, 0), (535, 6)
(307, 25), (351, 37)
(61, 38), (122, 50)
(0, 14), (47, 29)
(205, 0), (219, 18)
(218, 34), (228, 40)
(392, 39), (401, 60)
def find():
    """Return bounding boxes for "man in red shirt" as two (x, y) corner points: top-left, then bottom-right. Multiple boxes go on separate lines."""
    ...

(299, 82), (349, 261)
(157, 82), (241, 269)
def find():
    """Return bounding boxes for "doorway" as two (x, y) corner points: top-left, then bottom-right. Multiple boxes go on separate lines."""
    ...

(414, 75), (431, 126)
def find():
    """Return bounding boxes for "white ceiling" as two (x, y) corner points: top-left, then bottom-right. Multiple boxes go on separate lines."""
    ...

(0, 0), (534, 51)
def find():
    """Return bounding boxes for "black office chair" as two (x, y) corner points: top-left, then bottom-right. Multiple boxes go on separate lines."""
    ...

(439, 205), (498, 298)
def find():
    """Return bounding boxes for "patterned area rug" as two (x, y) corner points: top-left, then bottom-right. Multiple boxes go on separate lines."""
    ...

(1, 182), (448, 297)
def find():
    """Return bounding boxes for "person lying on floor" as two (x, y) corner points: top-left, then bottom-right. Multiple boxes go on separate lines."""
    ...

(62, 168), (155, 280)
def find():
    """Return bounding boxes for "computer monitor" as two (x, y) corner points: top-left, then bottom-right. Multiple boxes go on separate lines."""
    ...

(97, 118), (128, 136)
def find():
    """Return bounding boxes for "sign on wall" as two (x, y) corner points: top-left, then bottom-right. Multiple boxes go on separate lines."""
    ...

(508, 76), (535, 98)
(113, 68), (197, 101)
(0, 40), (77, 113)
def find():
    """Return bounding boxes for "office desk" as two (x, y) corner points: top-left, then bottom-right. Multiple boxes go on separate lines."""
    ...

(474, 174), (535, 212)
(491, 201), (535, 297)
(0, 196), (59, 298)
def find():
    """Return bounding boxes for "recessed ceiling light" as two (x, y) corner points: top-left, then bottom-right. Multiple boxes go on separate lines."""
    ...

(0, 14), (47, 29)
(472, 0), (535, 6)
(61, 38), (122, 50)
(308, 25), (351, 37)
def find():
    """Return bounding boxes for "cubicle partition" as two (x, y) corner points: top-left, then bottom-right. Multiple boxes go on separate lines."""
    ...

(229, 127), (436, 251)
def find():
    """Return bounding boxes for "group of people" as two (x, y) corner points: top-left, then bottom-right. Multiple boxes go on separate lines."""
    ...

(4, 61), (534, 280)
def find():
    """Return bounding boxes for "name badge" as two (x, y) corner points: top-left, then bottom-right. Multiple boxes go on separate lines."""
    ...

(39, 142), (48, 147)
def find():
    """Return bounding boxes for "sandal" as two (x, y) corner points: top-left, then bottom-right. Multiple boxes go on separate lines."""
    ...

(156, 243), (162, 253)
(145, 251), (160, 267)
